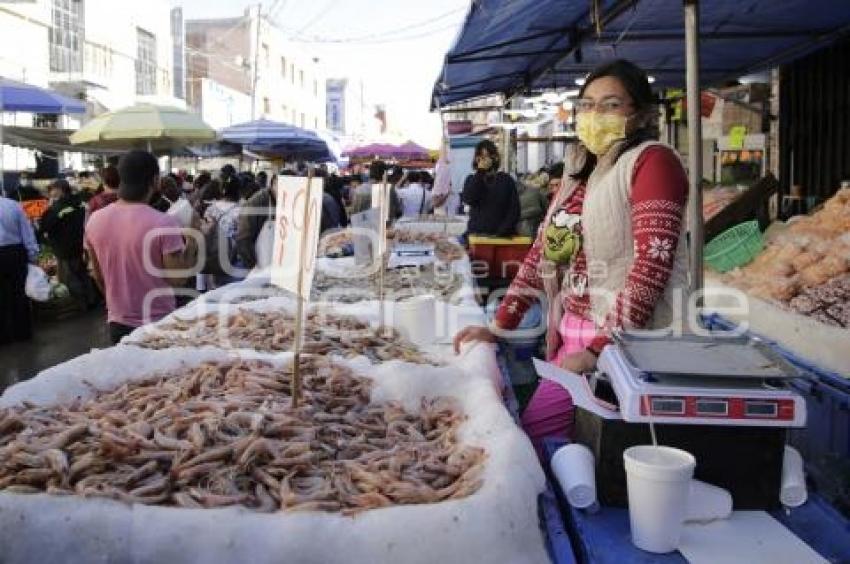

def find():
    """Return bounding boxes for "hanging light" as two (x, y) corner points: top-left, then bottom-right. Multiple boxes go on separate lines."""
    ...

(648, 76), (656, 84)
(575, 77), (586, 86)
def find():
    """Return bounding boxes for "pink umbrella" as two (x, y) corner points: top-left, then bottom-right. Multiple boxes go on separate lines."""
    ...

(343, 143), (398, 159)
(394, 141), (430, 160)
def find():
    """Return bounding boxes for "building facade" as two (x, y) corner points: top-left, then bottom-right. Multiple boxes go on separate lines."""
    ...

(186, 6), (326, 132)
(0, 0), (182, 174)
(325, 77), (382, 147)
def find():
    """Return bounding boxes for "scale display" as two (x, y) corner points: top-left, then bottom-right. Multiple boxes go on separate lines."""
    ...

(639, 396), (795, 422)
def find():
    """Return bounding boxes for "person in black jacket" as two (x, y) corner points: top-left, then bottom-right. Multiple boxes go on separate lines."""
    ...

(40, 179), (95, 306)
(461, 139), (520, 237)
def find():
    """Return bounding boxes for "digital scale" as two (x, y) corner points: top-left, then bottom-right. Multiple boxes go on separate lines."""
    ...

(596, 333), (806, 428)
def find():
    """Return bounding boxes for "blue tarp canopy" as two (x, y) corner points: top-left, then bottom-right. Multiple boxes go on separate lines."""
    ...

(0, 77), (86, 114)
(433, 0), (850, 108)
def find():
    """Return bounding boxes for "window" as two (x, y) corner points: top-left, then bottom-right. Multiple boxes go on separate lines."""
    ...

(291, 109), (296, 124)
(313, 79), (318, 96)
(262, 43), (269, 67)
(281, 57), (286, 78)
(299, 70), (304, 88)
(290, 64), (295, 85)
(263, 97), (270, 115)
(300, 113), (305, 128)
(49, 0), (84, 73)
(135, 28), (157, 95)
(314, 117), (318, 129)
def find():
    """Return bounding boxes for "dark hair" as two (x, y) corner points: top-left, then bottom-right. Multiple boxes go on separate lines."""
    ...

(160, 176), (181, 202)
(201, 179), (222, 201)
(420, 171), (433, 187)
(193, 172), (211, 191)
(49, 179), (72, 196)
(472, 139), (500, 171)
(388, 165), (404, 185)
(101, 166), (120, 189)
(220, 164), (236, 179)
(548, 162), (564, 180)
(256, 171), (268, 187)
(406, 170), (421, 184)
(572, 59), (657, 182)
(117, 150), (160, 202)
(79, 171), (91, 179)
(222, 176), (241, 202)
(368, 160), (387, 182)
(240, 181), (260, 201)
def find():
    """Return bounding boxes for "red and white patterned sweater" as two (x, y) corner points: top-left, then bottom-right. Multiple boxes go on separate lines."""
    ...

(494, 146), (688, 354)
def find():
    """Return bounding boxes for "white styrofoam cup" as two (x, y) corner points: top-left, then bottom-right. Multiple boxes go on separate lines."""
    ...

(623, 445), (696, 554)
(393, 295), (436, 346)
(780, 445), (807, 508)
(551, 444), (597, 509)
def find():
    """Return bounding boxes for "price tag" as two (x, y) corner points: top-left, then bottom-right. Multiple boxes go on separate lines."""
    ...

(270, 175), (322, 297)
(728, 125), (747, 150)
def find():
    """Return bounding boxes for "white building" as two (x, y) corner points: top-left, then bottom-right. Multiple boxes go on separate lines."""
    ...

(326, 77), (381, 147)
(0, 0), (183, 175)
(186, 7), (326, 132)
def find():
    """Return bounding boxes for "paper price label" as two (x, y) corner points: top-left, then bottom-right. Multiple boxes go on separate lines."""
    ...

(270, 175), (322, 297)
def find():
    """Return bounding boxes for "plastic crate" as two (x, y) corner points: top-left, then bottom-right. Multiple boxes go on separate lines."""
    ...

(704, 220), (763, 272)
(468, 235), (533, 280)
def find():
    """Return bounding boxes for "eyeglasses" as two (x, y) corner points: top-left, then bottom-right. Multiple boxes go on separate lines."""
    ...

(574, 97), (631, 114)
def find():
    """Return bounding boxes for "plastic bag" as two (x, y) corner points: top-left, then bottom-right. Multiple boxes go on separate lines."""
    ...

(254, 220), (274, 269)
(25, 264), (51, 302)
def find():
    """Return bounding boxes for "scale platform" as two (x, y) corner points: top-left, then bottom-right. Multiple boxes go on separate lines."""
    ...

(597, 333), (806, 428)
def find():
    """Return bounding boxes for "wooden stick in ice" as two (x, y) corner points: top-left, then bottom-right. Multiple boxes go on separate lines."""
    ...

(292, 169), (313, 408)
(378, 171), (389, 336)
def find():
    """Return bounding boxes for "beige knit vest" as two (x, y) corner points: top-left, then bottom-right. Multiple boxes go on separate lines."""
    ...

(578, 140), (690, 333)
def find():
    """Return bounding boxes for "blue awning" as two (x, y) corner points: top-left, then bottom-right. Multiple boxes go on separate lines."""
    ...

(0, 77), (86, 114)
(433, 0), (850, 108)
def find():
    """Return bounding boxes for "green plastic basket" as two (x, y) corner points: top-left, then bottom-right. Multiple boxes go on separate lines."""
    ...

(704, 220), (764, 272)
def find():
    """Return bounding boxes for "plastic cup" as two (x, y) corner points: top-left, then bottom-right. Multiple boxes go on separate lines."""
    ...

(551, 444), (596, 509)
(780, 445), (807, 508)
(623, 445), (696, 554)
(393, 295), (436, 346)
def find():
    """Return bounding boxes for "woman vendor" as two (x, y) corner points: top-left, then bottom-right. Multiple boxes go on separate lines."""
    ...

(454, 60), (689, 453)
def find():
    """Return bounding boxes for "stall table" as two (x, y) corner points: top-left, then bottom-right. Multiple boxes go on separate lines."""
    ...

(543, 438), (850, 563)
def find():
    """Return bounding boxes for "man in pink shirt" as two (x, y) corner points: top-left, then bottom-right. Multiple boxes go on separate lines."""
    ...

(85, 151), (197, 344)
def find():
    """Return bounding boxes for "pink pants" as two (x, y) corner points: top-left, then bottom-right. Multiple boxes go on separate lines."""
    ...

(520, 314), (597, 456)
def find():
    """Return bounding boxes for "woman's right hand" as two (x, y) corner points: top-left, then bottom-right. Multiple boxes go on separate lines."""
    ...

(453, 325), (496, 354)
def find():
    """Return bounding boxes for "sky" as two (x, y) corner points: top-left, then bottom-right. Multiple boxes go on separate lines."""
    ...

(177, 0), (470, 148)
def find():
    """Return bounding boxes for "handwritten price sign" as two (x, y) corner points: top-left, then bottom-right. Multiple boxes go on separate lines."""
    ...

(271, 175), (322, 296)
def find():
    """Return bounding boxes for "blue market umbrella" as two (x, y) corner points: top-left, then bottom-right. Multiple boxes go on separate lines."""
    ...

(220, 118), (330, 156)
(0, 77), (85, 113)
(0, 77), (86, 192)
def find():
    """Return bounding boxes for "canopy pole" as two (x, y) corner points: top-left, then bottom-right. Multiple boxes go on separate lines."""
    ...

(684, 0), (704, 297)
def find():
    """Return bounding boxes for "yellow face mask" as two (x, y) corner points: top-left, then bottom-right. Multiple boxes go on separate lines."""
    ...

(575, 111), (627, 156)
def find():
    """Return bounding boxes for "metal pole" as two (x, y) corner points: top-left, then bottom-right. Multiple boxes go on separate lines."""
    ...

(250, 3), (262, 120)
(684, 0), (704, 296)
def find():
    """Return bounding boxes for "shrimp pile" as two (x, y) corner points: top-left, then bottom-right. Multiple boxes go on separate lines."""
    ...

(313, 266), (463, 303)
(0, 358), (485, 513)
(133, 309), (440, 365)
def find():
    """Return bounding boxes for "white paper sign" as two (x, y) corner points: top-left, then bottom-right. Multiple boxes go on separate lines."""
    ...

(270, 175), (322, 296)
(370, 182), (391, 258)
